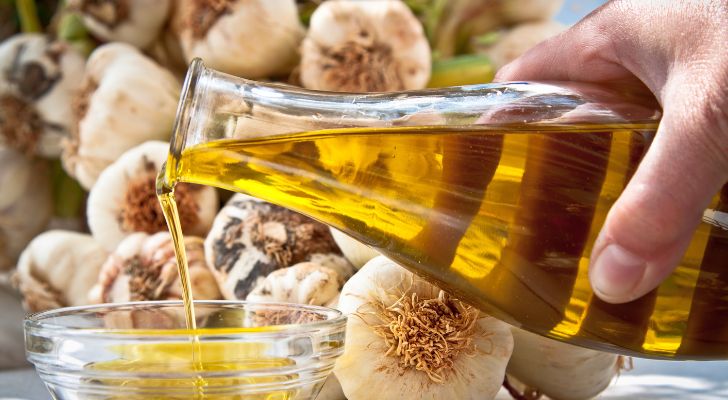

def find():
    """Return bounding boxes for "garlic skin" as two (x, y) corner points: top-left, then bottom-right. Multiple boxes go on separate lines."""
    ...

(300, 1), (431, 92)
(330, 228), (380, 270)
(0, 148), (53, 271)
(88, 231), (222, 303)
(335, 256), (513, 400)
(0, 34), (85, 157)
(62, 43), (181, 189)
(501, 0), (564, 24)
(205, 194), (349, 300)
(506, 328), (621, 400)
(177, 0), (304, 79)
(14, 231), (108, 312)
(476, 21), (565, 69)
(68, 0), (172, 49)
(246, 262), (340, 307)
(87, 140), (218, 251)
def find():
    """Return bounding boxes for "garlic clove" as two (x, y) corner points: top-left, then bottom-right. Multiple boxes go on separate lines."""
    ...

(335, 256), (513, 400)
(204, 193), (348, 300)
(177, 0), (304, 79)
(0, 34), (86, 157)
(62, 42), (181, 189)
(506, 327), (621, 400)
(246, 262), (340, 306)
(87, 140), (218, 251)
(0, 148), (53, 271)
(329, 228), (380, 270)
(89, 231), (222, 304)
(300, 0), (431, 92)
(68, 0), (172, 49)
(475, 21), (566, 69)
(13, 230), (108, 312)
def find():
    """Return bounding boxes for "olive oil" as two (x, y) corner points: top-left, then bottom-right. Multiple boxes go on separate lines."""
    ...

(162, 124), (728, 360)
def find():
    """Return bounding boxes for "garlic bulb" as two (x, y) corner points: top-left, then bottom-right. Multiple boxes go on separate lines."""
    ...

(68, 0), (172, 49)
(335, 256), (513, 400)
(0, 34), (85, 157)
(330, 228), (380, 269)
(88, 231), (222, 303)
(177, 0), (304, 78)
(475, 21), (565, 69)
(246, 262), (340, 307)
(300, 0), (431, 91)
(506, 327), (622, 400)
(62, 43), (181, 189)
(87, 140), (218, 251)
(204, 193), (349, 300)
(0, 148), (53, 271)
(13, 231), (108, 312)
(501, 0), (564, 24)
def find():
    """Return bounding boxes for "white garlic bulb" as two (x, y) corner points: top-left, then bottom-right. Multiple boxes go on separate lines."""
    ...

(87, 140), (218, 251)
(335, 256), (513, 400)
(62, 42), (181, 189)
(0, 34), (85, 157)
(329, 228), (380, 270)
(506, 328), (622, 400)
(501, 0), (565, 24)
(68, 0), (172, 49)
(300, 0), (431, 91)
(204, 194), (350, 300)
(177, 0), (304, 78)
(88, 232), (222, 303)
(246, 262), (340, 307)
(0, 148), (53, 271)
(475, 21), (566, 69)
(14, 231), (108, 312)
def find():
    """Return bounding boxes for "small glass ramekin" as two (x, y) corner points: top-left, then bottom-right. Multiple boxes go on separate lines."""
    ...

(25, 300), (346, 399)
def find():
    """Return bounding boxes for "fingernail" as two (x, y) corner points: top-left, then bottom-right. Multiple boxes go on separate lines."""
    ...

(591, 244), (646, 301)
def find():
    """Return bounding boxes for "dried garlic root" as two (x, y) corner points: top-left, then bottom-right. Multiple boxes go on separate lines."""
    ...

(13, 231), (108, 312)
(0, 34), (85, 157)
(335, 256), (513, 400)
(506, 327), (623, 400)
(177, 0), (304, 78)
(88, 232), (221, 303)
(87, 140), (218, 251)
(62, 43), (180, 189)
(67, 0), (172, 49)
(205, 194), (351, 300)
(300, 0), (431, 91)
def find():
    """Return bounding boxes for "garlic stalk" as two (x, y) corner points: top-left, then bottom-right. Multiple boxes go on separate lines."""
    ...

(87, 140), (218, 251)
(300, 0), (431, 91)
(13, 230), (108, 312)
(176, 0), (304, 79)
(67, 0), (172, 49)
(246, 262), (340, 307)
(474, 21), (565, 69)
(0, 148), (53, 271)
(61, 42), (181, 189)
(329, 228), (380, 270)
(88, 231), (222, 303)
(0, 33), (85, 157)
(506, 327), (623, 400)
(335, 256), (513, 400)
(204, 193), (351, 300)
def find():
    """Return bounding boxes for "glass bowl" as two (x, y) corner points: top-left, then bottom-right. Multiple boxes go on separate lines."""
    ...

(25, 300), (346, 399)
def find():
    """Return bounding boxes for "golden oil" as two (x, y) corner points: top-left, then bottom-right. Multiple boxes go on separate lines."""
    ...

(162, 123), (728, 360)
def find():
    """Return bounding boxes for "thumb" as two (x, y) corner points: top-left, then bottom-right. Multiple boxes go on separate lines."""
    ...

(589, 76), (728, 304)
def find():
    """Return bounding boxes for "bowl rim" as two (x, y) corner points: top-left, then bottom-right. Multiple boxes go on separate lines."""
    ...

(24, 300), (347, 338)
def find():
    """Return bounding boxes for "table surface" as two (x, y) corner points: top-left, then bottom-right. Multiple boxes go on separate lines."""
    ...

(2, 359), (728, 400)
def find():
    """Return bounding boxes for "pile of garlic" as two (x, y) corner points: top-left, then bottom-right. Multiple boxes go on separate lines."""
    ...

(1, 2), (628, 398)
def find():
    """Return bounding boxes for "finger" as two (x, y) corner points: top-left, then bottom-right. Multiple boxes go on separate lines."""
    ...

(589, 76), (728, 304)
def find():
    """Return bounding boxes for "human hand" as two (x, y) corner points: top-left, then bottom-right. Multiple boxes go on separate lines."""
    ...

(494, 0), (728, 304)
